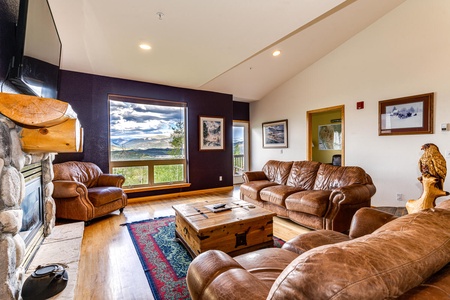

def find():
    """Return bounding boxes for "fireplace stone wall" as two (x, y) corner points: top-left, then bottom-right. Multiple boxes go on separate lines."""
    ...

(0, 114), (56, 299)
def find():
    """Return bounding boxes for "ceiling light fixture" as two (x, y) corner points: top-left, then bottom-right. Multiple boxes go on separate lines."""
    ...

(272, 50), (281, 57)
(139, 44), (151, 50)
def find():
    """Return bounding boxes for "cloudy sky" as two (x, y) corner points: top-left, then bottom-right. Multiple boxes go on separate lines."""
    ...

(109, 100), (184, 148)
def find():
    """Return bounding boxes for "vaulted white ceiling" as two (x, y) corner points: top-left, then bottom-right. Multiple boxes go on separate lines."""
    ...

(48, 0), (406, 101)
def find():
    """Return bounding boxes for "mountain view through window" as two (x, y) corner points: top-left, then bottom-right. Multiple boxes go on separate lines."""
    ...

(109, 97), (186, 187)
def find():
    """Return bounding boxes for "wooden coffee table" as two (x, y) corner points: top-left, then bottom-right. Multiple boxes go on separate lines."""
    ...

(172, 199), (276, 257)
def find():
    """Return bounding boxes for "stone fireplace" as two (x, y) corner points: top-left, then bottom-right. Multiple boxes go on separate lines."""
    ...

(0, 93), (82, 299)
(20, 162), (46, 266)
(0, 114), (57, 299)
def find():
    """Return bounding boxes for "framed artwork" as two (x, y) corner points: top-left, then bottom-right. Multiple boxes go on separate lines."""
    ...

(199, 116), (224, 150)
(318, 123), (342, 150)
(379, 93), (434, 136)
(262, 119), (288, 148)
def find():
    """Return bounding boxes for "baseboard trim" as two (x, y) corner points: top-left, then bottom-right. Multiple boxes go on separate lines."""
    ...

(124, 183), (191, 194)
(128, 186), (234, 203)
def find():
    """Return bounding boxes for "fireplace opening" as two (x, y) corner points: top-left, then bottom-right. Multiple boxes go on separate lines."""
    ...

(20, 163), (45, 269)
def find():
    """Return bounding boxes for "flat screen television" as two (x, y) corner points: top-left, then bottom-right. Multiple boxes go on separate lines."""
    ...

(8, 0), (61, 99)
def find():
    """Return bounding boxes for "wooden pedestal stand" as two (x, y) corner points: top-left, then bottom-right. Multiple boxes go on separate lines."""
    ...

(406, 174), (449, 214)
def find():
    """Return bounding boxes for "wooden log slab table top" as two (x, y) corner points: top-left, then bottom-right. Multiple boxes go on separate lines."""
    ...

(172, 199), (276, 257)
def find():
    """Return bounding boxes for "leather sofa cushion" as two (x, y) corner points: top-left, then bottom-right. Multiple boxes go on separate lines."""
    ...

(187, 250), (272, 300)
(285, 190), (331, 217)
(54, 161), (103, 188)
(234, 248), (298, 290)
(88, 186), (124, 207)
(286, 161), (321, 189)
(313, 164), (369, 190)
(268, 208), (450, 299)
(262, 160), (293, 185)
(240, 180), (278, 200)
(282, 230), (350, 255)
(398, 264), (450, 299)
(260, 185), (305, 207)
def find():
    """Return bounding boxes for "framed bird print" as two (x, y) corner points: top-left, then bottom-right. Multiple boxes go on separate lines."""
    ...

(378, 93), (434, 136)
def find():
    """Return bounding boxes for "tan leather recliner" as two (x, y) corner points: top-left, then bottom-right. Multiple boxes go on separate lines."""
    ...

(52, 161), (127, 223)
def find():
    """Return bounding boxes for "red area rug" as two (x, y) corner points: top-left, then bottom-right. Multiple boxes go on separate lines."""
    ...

(125, 216), (284, 300)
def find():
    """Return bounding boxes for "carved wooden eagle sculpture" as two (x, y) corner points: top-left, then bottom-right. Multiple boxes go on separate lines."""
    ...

(418, 143), (447, 190)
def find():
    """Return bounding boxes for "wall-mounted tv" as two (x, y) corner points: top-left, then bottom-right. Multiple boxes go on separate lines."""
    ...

(8, 0), (61, 99)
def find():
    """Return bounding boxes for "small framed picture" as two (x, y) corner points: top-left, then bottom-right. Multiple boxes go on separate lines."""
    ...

(199, 116), (224, 150)
(318, 123), (342, 150)
(262, 119), (288, 148)
(379, 93), (434, 135)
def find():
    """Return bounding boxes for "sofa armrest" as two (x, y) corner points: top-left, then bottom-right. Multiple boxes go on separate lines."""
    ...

(349, 207), (398, 239)
(330, 183), (374, 205)
(187, 250), (269, 300)
(97, 174), (125, 187)
(242, 171), (267, 183)
(52, 180), (88, 198)
(322, 183), (375, 232)
(282, 230), (350, 255)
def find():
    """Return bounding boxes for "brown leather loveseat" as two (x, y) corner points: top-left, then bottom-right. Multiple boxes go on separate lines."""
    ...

(52, 161), (128, 223)
(240, 160), (376, 232)
(187, 200), (450, 299)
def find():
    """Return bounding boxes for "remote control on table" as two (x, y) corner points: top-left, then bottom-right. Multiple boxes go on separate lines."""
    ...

(213, 203), (226, 209)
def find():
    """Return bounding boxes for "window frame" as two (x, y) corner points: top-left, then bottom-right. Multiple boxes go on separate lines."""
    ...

(108, 94), (188, 190)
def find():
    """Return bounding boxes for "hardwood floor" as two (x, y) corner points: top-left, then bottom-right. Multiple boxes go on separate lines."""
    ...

(74, 186), (310, 300)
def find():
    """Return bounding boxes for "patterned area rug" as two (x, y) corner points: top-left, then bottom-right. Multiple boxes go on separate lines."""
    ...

(125, 216), (284, 300)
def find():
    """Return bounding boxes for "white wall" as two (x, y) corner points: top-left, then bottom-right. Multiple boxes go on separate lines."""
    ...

(250, 0), (450, 206)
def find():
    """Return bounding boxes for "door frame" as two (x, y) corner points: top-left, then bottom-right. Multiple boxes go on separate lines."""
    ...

(307, 105), (345, 165)
(232, 120), (250, 184)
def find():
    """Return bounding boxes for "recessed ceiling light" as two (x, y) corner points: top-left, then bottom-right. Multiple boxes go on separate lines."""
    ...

(272, 50), (281, 57)
(139, 44), (151, 50)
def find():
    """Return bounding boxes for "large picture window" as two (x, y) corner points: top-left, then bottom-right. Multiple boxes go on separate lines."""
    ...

(109, 95), (187, 189)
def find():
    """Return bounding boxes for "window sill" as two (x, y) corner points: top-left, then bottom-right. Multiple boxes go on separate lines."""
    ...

(124, 183), (191, 194)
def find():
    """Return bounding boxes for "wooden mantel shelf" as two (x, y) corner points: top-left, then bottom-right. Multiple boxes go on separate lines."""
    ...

(0, 92), (76, 127)
(0, 92), (83, 153)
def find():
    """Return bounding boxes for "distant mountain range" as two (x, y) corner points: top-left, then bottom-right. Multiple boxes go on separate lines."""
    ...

(111, 137), (171, 151)
(111, 148), (176, 160)
(110, 137), (244, 160)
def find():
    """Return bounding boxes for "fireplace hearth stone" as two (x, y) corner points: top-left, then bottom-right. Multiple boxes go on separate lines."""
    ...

(23, 222), (84, 299)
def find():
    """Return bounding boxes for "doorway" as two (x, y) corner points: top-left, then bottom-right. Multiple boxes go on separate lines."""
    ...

(232, 121), (249, 184)
(307, 105), (344, 165)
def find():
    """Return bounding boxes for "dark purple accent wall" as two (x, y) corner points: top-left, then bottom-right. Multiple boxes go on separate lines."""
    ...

(233, 101), (250, 121)
(56, 70), (235, 196)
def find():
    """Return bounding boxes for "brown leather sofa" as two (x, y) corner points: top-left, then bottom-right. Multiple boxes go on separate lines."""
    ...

(52, 161), (128, 223)
(187, 200), (450, 299)
(240, 160), (376, 232)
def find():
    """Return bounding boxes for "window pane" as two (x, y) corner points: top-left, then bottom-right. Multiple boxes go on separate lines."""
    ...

(154, 164), (184, 184)
(109, 100), (185, 162)
(112, 166), (148, 186)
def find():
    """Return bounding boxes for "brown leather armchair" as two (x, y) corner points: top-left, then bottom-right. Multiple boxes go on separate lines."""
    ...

(187, 200), (450, 299)
(52, 161), (128, 223)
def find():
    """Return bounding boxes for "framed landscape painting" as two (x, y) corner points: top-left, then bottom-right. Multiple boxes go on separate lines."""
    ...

(379, 93), (434, 136)
(262, 119), (288, 148)
(199, 116), (224, 150)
